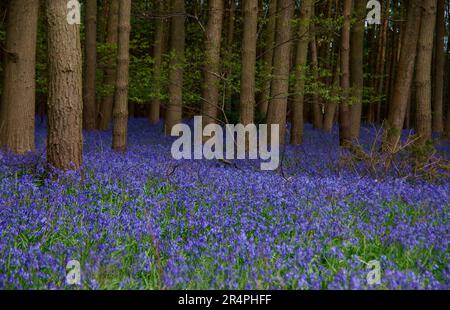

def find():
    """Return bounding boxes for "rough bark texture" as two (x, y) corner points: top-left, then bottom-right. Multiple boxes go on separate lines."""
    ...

(290, 0), (313, 145)
(338, 0), (352, 145)
(98, 0), (119, 130)
(0, 0), (39, 154)
(433, 0), (445, 133)
(202, 0), (224, 127)
(259, 0), (277, 118)
(240, 0), (258, 126)
(224, 0), (236, 112)
(267, 0), (294, 145)
(46, 0), (83, 170)
(83, 0), (97, 130)
(112, 0), (131, 151)
(384, 0), (422, 151)
(149, 0), (165, 124)
(349, 0), (365, 139)
(415, 0), (436, 145)
(164, 0), (185, 135)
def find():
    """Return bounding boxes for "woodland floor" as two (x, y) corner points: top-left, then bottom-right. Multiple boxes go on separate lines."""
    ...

(0, 118), (449, 289)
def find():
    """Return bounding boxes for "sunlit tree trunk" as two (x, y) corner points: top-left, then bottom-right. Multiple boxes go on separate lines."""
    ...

(46, 0), (83, 170)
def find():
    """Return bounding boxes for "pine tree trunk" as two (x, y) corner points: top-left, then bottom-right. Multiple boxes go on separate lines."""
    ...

(112, 0), (131, 152)
(259, 0), (277, 118)
(201, 0), (224, 127)
(83, 0), (97, 130)
(149, 0), (165, 124)
(290, 0), (313, 145)
(338, 0), (352, 145)
(384, 0), (422, 151)
(349, 0), (365, 139)
(164, 0), (185, 135)
(415, 0), (436, 145)
(267, 0), (294, 145)
(240, 0), (258, 126)
(0, 0), (39, 154)
(46, 0), (83, 170)
(433, 0), (445, 133)
(98, 0), (119, 130)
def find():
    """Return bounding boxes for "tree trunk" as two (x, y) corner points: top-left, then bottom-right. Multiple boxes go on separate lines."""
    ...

(349, 0), (365, 139)
(224, 0), (236, 112)
(149, 0), (165, 124)
(259, 0), (277, 118)
(433, 0), (445, 133)
(267, 0), (294, 145)
(415, 0), (436, 145)
(201, 0), (224, 127)
(290, 0), (313, 145)
(338, 0), (352, 145)
(46, 0), (83, 170)
(112, 0), (131, 152)
(240, 0), (258, 126)
(384, 0), (422, 151)
(0, 0), (39, 154)
(310, 5), (323, 130)
(98, 0), (119, 130)
(164, 0), (186, 135)
(83, 0), (97, 130)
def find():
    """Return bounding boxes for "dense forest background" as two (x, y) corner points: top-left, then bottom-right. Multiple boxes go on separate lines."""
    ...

(0, 0), (449, 169)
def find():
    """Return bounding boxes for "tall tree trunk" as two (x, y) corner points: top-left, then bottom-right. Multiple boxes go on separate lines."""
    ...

(349, 0), (365, 139)
(98, 0), (119, 130)
(0, 0), (38, 154)
(259, 0), (277, 118)
(164, 0), (185, 135)
(415, 0), (436, 145)
(240, 0), (258, 126)
(83, 0), (97, 130)
(433, 0), (445, 133)
(224, 0), (236, 112)
(384, 0), (422, 151)
(201, 0), (224, 127)
(310, 4), (323, 130)
(339, 0), (352, 145)
(149, 0), (165, 124)
(446, 1), (450, 137)
(267, 0), (294, 145)
(290, 0), (313, 145)
(46, 0), (83, 170)
(112, 0), (131, 151)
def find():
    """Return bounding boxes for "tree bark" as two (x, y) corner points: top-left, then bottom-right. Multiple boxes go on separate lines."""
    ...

(240, 0), (258, 126)
(384, 0), (422, 151)
(338, 0), (352, 145)
(349, 0), (365, 139)
(415, 0), (436, 145)
(83, 0), (97, 130)
(433, 0), (445, 133)
(112, 0), (131, 152)
(0, 0), (39, 154)
(267, 0), (295, 145)
(259, 0), (277, 118)
(46, 0), (83, 170)
(290, 0), (313, 145)
(201, 0), (224, 127)
(224, 0), (236, 112)
(164, 0), (186, 135)
(98, 0), (119, 130)
(149, 0), (165, 124)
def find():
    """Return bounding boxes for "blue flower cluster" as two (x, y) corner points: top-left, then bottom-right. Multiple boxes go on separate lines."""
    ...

(0, 119), (448, 289)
